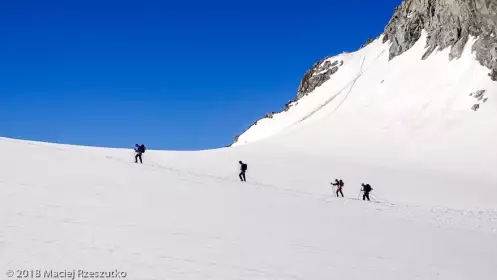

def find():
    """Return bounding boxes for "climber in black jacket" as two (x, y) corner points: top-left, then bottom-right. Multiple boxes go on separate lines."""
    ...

(361, 183), (373, 201)
(331, 179), (344, 197)
(239, 161), (247, 182)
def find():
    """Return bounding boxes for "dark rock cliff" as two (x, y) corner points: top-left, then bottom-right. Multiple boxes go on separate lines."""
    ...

(383, 0), (497, 79)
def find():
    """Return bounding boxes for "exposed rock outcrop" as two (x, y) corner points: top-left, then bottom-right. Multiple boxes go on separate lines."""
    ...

(265, 112), (277, 119)
(283, 100), (295, 112)
(296, 58), (343, 100)
(360, 37), (374, 49)
(383, 0), (497, 78)
(469, 89), (488, 111)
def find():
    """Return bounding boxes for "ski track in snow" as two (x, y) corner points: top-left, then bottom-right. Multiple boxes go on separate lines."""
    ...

(2, 136), (497, 279)
(93, 155), (497, 235)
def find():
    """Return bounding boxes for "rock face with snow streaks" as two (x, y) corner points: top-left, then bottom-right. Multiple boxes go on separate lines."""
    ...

(383, 0), (497, 79)
(296, 58), (343, 100)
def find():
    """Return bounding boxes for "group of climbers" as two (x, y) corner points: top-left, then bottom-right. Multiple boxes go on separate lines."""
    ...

(131, 145), (375, 202)
(239, 161), (375, 202)
(332, 179), (373, 201)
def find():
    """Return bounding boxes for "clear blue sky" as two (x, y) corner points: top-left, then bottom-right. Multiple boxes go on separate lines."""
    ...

(0, 0), (401, 150)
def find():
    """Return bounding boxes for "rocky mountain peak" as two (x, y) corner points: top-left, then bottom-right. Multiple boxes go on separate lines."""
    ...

(296, 58), (344, 100)
(383, 0), (497, 80)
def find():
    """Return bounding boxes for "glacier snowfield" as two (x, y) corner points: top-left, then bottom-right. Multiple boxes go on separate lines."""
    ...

(1, 137), (496, 280)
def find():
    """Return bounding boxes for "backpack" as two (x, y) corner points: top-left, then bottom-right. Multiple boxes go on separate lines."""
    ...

(241, 163), (247, 171)
(140, 144), (146, 153)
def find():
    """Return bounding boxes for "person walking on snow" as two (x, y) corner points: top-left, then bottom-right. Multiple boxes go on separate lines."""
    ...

(331, 179), (344, 197)
(361, 183), (373, 201)
(239, 161), (247, 182)
(134, 144), (146, 164)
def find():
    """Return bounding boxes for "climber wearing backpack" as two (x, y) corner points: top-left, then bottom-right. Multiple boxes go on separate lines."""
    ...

(134, 144), (146, 164)
(331, 179), (344, 197)
(239, 161), (247, 182)
(361, 183), (373, 201)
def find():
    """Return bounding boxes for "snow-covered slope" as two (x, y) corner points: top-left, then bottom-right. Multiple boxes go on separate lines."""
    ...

(233, 33), (497, 203)
(1, 137), (496, 280)
(235, 33), (497, 147)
